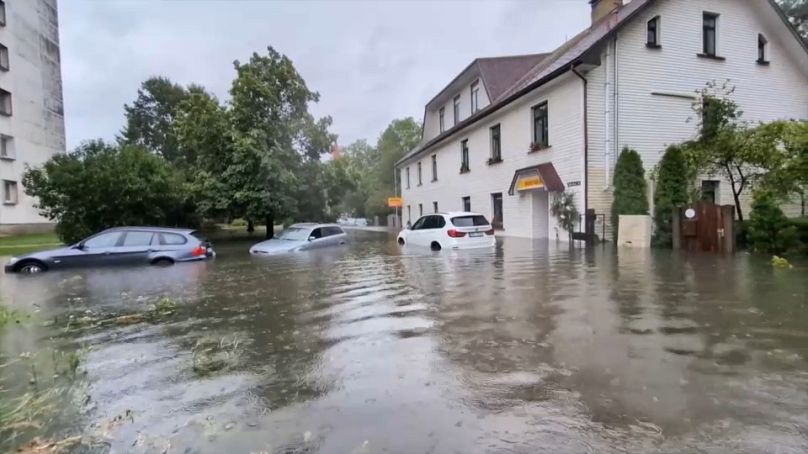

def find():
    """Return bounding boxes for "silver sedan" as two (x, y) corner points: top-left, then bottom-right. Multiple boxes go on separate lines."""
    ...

(249, 223), (347, 255)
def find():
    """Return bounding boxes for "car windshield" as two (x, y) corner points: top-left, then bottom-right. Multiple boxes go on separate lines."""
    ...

(451, 215), (489, 227)
(276, 227), (310, 241)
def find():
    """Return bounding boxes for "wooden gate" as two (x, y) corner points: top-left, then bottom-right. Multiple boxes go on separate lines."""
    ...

(672, 202), (735, 254)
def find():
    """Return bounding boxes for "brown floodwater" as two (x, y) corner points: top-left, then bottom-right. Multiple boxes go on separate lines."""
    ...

(1, 231), (807, 453)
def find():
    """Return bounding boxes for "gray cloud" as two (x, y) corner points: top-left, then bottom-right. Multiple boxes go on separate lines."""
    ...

(59, 0), (589, 149)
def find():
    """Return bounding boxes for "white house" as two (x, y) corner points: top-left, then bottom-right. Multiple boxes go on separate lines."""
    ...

(0, 0), (65, 234)
(395, 0), (808, 240)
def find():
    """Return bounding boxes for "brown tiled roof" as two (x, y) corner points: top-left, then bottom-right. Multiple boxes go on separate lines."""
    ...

(477, 54), (549, 102)
(397, 0), (652, 166)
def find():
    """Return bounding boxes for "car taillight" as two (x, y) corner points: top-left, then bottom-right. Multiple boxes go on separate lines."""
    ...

(447, 229), (466, 238)
(192, 246), (207, 257)
(485, 228), (495, 235)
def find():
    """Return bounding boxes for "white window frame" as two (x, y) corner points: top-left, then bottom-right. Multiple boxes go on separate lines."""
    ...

(3, 179), (17, 205)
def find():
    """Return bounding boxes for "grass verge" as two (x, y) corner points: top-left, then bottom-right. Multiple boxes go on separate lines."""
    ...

(0, 233), (62, 256)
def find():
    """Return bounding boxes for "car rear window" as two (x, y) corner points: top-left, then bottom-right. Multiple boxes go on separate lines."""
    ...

(190, 231), (208, 243)
(451, 215), (489, 227)
(160, 232), (187, 245)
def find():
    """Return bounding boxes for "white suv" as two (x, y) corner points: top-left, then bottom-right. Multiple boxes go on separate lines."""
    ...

(397, 211), (495, 251)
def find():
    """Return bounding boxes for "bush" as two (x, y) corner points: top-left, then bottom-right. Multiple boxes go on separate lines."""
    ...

(747, 191), (798, 254)
(652, 145), (690, 247)
(230, 218), (247, 227)
(22, 140), (194, 244)
(611, 147), (649, 242)
(789, 217), (808, 254)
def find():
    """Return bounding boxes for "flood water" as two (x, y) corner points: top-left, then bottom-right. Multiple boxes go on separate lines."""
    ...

(1, 231), (807, 453)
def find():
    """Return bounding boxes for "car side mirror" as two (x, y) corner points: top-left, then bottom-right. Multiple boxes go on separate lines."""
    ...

(308, 236), (315, 242)
(72, 243), (84, 250)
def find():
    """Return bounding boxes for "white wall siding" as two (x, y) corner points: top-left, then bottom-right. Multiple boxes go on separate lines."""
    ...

(587, 0), (808, 233)
(401, 73), (585, 239)
(423, 77), (492, 142)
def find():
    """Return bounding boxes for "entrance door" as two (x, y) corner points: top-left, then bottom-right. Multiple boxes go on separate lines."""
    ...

(491, 193), (503, 230)
(531, 190), (549, 238)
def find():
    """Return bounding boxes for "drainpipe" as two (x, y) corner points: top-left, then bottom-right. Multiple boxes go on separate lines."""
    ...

(603, 38), (612, 186)
(614, 35), (620, 167)
(571, 65), (588, 215)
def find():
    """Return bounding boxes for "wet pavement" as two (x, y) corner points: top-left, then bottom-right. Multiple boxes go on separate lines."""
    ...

(1, 231), (807, 453)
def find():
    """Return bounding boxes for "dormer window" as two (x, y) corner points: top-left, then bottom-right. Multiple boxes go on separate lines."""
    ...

(757, 33), (769, 65)
(439, 107), (445, 133)
(453, 95), (460, 126)
(646, 16), (660, 48)
(470, 81), (479, 113)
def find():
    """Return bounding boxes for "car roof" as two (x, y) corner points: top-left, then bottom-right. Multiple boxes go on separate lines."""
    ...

(440, 211), (486, 217)
(289, 223), (343, 229)
(105, 226), (197, 234)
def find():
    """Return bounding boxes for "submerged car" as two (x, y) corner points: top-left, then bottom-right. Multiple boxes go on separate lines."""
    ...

(249, 223), (347, 255)
(5, 227), (214, 274)
(397, 211), (495, 251)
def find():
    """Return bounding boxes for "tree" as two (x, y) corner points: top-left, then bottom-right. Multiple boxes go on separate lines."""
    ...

(550, 191), (580, 242)
(22, 140), (191, 244)
(685, 81), (804, 221)
(652, 145), (691, 247)
(366, 118), (421, 218)
(121, 77), (191, 165)
(611, 147), (649, 242)
(777, 0), (808, 41)
(228, 47), (335, 238)
(747, 190), (798, 254)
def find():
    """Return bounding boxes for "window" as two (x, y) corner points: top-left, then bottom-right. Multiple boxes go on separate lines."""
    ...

(2, 179), (16, 205)
(431, 154), (437, 181)
(433, 201), (438, 213)
(453, 95), (460, 125)
(0, 1), (5, 27)
(411, 216), (427, 230)
(490, 124), (501, 162)
(323, 226), (344, 236)
(439, 107), (445, 133)
(531, 102), (549, 148)
(0, 135), (13, 160)
(702, 13), (718, 56)
(470, 81), (479, 113)
(405, 167), (410, 189)
(491, 193), (503, 230)
(646, 16), (660, 48)
(421, 215), (445, 230)
(0, 89), (11, 116)
(418, 203), (423, 217)
(460, 139), (469, 172)
(417, 161), (422, 185)
(121, 231), (155, 247)
(701, 180), (719, 203)
(84, 232), (122, 249)
(159, 233), (187, 245)
(0, 44), (8, 71)
(309, 228), (323, 239)
(757, 34), (769, 64)
(451, 215), (489, 227)
(462, 196), (471, 212)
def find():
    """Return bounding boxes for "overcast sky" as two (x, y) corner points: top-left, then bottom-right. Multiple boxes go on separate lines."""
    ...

(59, 0), (590, 150)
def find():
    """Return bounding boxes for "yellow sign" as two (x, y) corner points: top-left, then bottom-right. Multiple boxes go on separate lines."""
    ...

(387, 197), (403, 208)
(516, 174), (544, 191)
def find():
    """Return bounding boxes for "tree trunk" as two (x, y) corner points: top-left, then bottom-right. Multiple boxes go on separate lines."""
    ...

(247, 220), (254, 234)
(265, 215), (275, 239)
(733, 189), (744, 222)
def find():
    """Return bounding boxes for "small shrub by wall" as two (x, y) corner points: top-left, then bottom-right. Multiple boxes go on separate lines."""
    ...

(611, 147), (649, 242)
(652, 145), (690, 247)
(747, 191), (798, 254)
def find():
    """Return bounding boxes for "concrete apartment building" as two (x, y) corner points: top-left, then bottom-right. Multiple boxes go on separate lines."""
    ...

(0, 0), (65, 233)
(396, 0), (808, 240)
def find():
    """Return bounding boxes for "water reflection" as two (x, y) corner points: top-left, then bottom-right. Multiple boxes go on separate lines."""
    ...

(0, 235), (807, 453)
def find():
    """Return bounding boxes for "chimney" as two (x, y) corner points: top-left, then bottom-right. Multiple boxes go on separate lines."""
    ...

(589, 0), (622, 24)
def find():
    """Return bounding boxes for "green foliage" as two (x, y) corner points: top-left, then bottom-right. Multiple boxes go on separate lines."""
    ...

(683, 81), (806, 222)
(367, 118), (421, 218)
(230, 218), (247, 227)
(22, 140), (193, 244)
(611, 147), (649, 241)
(777, 0), (808, 41)
(121, 77), (191, 164)
(550, 191), (580, 239)
(652, 145), (691, 247)
(747, 190), (798, 254)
